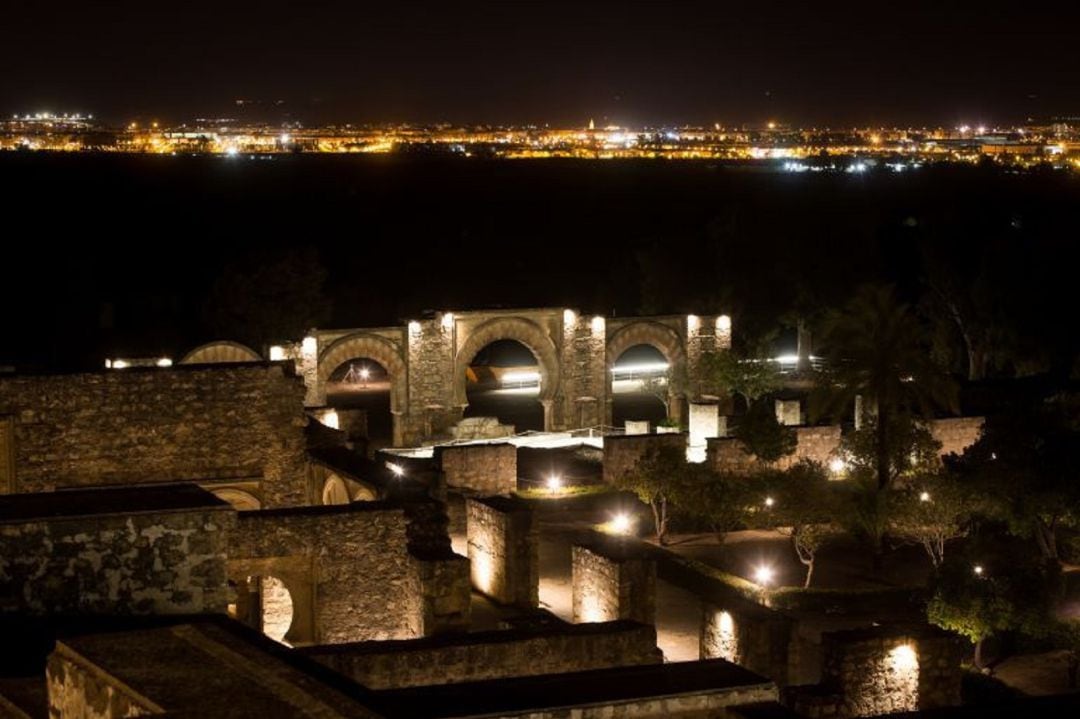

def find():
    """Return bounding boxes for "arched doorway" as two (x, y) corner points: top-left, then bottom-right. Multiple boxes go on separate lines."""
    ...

(259, 576), (294, 645)
(611, 344), (670, 428)
(606, 321), (687, 428)
(463, 339), (544, 432)
(318, 332), (406, 448)
(325, 358), (393, 448)
(455, 317), (560, 432)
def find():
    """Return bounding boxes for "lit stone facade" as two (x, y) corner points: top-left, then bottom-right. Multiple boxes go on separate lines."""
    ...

(466, 497), (538, 607)
(437, 443), (517, 495)
(602, 432), (687, 485)
(299, 308), (731, 446)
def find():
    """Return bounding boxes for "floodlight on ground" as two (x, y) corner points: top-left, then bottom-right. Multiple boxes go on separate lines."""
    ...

(753, 565), (775, 587)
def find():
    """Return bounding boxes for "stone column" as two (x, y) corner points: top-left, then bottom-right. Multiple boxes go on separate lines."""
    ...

(688, 401), (719, 462)
(571, 542), (655, 625)
(466, 497), (538, 608)
(540, 399), (554, 432)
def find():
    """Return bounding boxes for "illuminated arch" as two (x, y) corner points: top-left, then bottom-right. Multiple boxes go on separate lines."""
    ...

(211, 488), (262, 511)
(606, 320), (687, 377)
(321, 474), (350, 505)
(454, 317), (560, 406)
(180, 341), (262, 365)
(317, 332), (407, 415)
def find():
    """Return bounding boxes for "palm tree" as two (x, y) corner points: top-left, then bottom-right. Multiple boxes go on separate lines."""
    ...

(812, 285), (958, 491)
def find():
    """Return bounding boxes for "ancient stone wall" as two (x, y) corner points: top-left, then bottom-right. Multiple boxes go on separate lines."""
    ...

(0, 490), (233, 617)
(0, 364), (309, 508)
(466, 497), (537, 607)
(229, 503), (426, 643)
(303, 620), (662, 689)
(701, 600), (796, 686)
(602, 432), (687, 485)
(709, 426), (842, 474)
(411, 551), (471, 636)
(437, 443), (517, 495)
(813, 626), (963, 717)
(927, 417), (984, 458)
(572, 543), (656, 625)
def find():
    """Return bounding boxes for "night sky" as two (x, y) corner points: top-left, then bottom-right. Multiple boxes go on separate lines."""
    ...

(5, 1), (1080, 126)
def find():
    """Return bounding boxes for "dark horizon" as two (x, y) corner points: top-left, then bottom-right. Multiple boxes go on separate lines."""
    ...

(5, 1), (1080, 128)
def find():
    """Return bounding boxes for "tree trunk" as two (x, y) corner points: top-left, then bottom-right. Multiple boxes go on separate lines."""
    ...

(974, 637), (987, 673)
(803, 559), (815, 589)
(1034, 519), (1059, 563)
(876, 406), (890, 490)
(652, 499), (667, 545)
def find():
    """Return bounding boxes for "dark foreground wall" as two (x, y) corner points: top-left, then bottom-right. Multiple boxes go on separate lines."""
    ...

(303, 620), (662, 689)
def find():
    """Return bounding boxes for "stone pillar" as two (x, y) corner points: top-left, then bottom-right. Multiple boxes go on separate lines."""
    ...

(540, 399), (554, 432)
(774, 399), (802, 426)
(571, 542), (655, 625)
(466, 497), (538, 608)
(796, 320), (812, 373)
(413, 553), (472, 635)
(688, 401), (720, 462)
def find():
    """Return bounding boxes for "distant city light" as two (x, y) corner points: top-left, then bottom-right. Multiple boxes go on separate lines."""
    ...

(611, 361), (670, 376)
(156, 358), (172, 368)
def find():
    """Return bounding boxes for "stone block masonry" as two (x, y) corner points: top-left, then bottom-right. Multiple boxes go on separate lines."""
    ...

(0, 484), (234, 616)
(303, 620), (662, 689)
(229, 501), (471, 644)
(796, 624), (964, 718)
(928, 416), (984, 458)
(0, 364), (309, 508)
(572, 541), (656, 625)
(466, 497), (538, 607)
(602, 432), (687, 485)
(701, 599), (796, 687)
(436, 443), (517, 495)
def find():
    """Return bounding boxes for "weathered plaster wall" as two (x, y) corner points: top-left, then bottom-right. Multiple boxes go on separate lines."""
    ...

(572, 543), (656, 625)
(437, 443), (517, 495)
(603, 432), (687, 485)
(0, 504), (233, 616)
(303, 621), (662, 689)
(466, 497), (537, 607)
(0, 365), (309, 508)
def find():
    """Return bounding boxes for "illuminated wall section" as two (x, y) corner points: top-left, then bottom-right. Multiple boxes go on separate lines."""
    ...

(571, 542), (655, 626)
(466, 497), (538, 608)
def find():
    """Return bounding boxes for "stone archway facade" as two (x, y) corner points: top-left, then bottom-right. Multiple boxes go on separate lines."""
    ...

(453, 316), (561, 431)
(605, 320), (689, 426)
(180, 341), (262, 365)
(289, 308), (729, 446)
